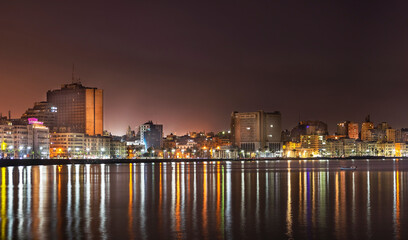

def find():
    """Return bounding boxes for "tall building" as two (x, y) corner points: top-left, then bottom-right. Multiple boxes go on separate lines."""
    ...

(140, 121), (163, 150)
(361, 115), (374, 141)
(47, 82), (103, 135)
(386, 128), (396, 142)
(348, 122), (359, 139)
(21, 101), (57, 128)
(336, 121), (358, 139)
(397, 128), (408, 143)
(230, 111), (282, 152)
(336, 121), (349, 136)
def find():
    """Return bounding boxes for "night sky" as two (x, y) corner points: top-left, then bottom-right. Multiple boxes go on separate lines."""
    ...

(1, 1), (407, 135)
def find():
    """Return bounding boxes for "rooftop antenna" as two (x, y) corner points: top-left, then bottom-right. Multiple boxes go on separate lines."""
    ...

(72, 64), (75, 83)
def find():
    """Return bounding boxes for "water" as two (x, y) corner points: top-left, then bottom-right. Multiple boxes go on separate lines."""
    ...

(0, 159), (407, 239)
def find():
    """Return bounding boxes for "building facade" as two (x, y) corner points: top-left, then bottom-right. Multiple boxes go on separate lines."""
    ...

(0, 120), (49, 159)
(361, 116), (374, 141)
(50, 133), (85, 158)
(47, 82), (103, 135)
(21, 101), (57, 128)
(140, 121), (163, 150)
(230, 111), (282, 152)
(348, 122), (359, 139)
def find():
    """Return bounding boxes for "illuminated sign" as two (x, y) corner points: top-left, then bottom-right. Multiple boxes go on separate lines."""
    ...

(1, 141), (6, 151)
(28, 118), (44, 125)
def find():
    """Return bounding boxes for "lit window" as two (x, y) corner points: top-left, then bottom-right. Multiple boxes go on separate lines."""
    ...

(268, 134), (273, 138)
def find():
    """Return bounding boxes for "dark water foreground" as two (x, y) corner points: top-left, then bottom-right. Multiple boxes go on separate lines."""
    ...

(0, 159), (407, 239)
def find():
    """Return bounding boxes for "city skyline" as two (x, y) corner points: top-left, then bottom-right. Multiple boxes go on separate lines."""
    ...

(2, 79), (408, 136)
(1, 1), (408, 135)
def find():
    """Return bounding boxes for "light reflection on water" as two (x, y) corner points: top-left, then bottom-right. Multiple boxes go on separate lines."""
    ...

(0, 160), (407, 239)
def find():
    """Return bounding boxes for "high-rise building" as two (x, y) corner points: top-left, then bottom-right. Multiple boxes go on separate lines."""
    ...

(21, 101), (57, 128)
(140, 121), (163, 150)
(397, 128), (408, 143)
(386, 128), (396, 142)
(336, 121), (349, 136)
(47, 82), (103, 135)
(361, 115), (374, 141)
(336, 121), (358, 139)
(348, 122), (359, 139)
(230, 111), (282, 152)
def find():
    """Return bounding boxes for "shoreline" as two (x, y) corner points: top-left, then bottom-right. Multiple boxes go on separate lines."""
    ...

(0, 156), (406, 167)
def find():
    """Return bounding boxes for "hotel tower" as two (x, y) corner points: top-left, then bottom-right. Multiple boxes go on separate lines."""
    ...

(47, 82), (103, 136)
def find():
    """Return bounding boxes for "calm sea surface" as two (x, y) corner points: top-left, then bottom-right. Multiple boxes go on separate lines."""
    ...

(0, 159), (407, 239)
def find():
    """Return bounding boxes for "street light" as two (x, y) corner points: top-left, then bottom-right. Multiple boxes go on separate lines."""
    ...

(101, 148), (105, 159)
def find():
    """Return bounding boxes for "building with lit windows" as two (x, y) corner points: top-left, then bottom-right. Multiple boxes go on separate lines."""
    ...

(21, 101), (57, 128)
(300, 135), (327, 156)
(110, 138), (127, 159)
(84, 135), (111, 158)
(0, 119), (49, 159)
(336, 121), (349, 136)
(230, 111), (282, 153)
(386, 128), (396, 142)
(50, 133), (85, 158)
(139, 121), (163, 150)
(47, 82), (103, 135)
(290, 120), (328, 142)
(361, 115), (374, 141)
